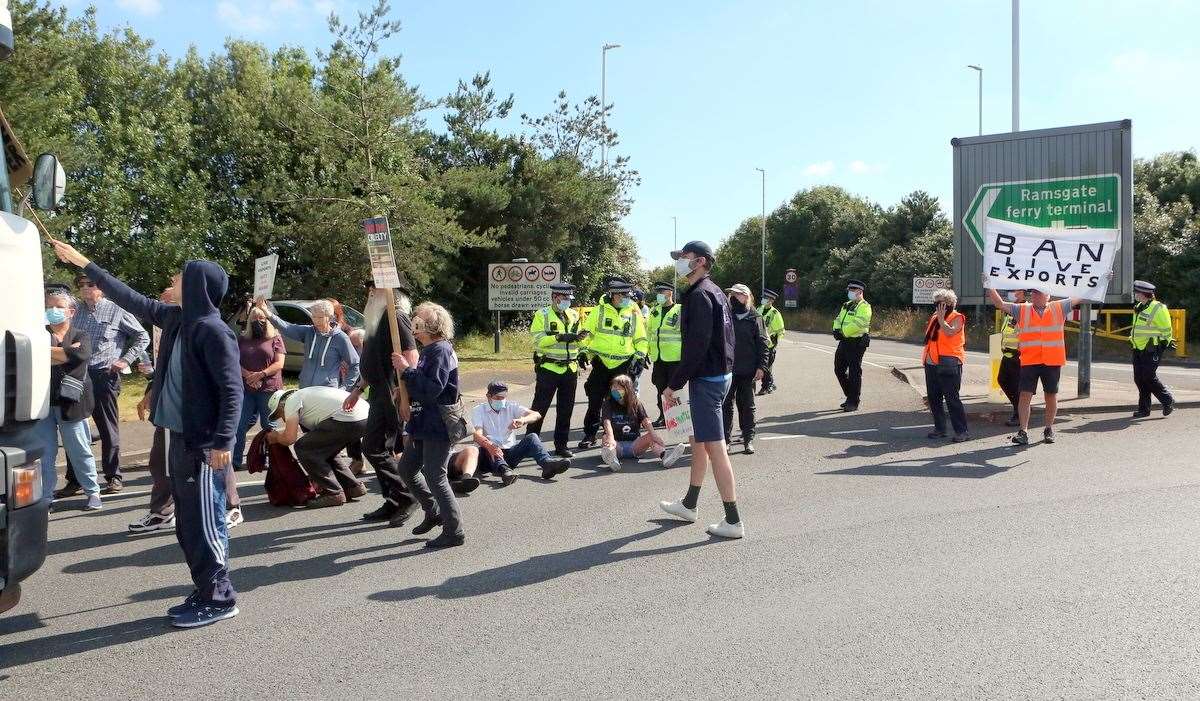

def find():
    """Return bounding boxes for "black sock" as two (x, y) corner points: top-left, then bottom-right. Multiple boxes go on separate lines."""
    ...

(681, 485), (701, 510)
(723, 500), (740, 525)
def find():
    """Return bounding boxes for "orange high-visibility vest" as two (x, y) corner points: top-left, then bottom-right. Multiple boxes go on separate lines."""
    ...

(922, 311), (966, 365)
(1017, 303), (1067, 367)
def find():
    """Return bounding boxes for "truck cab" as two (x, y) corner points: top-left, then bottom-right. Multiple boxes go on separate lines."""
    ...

(0, 0), (69, 614)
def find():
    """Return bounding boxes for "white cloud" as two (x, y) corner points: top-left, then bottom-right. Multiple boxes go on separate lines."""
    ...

(848, 160), (886, 175)
(803, 161), (835, 177)
(216, 0), (340, 32)
(116, 0), (162, 15)
(216, 1), (271, 32)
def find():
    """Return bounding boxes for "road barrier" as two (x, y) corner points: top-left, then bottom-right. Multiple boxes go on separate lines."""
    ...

(994, 308), (1188, 358)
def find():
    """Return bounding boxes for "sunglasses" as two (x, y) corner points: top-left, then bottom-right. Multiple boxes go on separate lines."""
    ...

(77, 281), (96, 288)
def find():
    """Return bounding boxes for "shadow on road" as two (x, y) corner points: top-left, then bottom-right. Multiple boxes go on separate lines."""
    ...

(818, 442), (1029, 479)
(0, 616), (175, 668)
(369, 519), (715, 603)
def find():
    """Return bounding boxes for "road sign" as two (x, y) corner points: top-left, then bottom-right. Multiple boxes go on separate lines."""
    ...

(488, 262), (560, 311)
(362, 215), (402, 289)
(784, 269), (798, 284)
(253, 253), (278, 300)
(912, 276), (951, 304)
(963, 175), (1119, 253)
(783, 268), (799, 308)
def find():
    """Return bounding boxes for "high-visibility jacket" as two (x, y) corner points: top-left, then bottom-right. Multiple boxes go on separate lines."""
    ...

(922, 311), (967, 365)
(833, 299), (872, 339)
(647, 303), (682, 363)
(1131, 300), (1174, 351)
(759, 304), (786, 348)
(582, 298), (648, 369)
(1001, 313), (1020, 355)
(530, 305), (582, 374)
(1017, 303), (1067, 367)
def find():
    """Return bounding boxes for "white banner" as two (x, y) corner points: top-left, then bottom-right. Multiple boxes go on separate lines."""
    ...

(253, 254), (279, 300)
(982, 218), (1117, 302)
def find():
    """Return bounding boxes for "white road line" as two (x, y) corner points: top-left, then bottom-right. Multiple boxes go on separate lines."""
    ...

(891, 424), (934, 430)
(761, 435), (801, 441)
(829, 428), (878, 435)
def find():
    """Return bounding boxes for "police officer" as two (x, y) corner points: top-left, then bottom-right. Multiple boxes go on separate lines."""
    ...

(1130, 280), (1176, 418)
(756, 288), (785, 395)
(527, 282), (584, 458)
(647, 282), (682, 427)
(578, 277), (649, 449)
(997, 289), (1026, 426)
(832, 279), (872, 412)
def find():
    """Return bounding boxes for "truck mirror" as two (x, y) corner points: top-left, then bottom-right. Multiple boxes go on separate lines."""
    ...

(31, 153), (65, 211)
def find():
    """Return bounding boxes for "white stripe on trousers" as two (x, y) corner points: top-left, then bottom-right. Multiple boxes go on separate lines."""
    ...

(199, 461), (227, 565)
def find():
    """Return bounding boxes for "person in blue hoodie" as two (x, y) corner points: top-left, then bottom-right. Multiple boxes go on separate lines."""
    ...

(260, 299), (359, 390)
(51, 239), (243, 629)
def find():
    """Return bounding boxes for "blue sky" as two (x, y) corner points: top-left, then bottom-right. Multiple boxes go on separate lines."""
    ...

(68, 0), (1200, 267)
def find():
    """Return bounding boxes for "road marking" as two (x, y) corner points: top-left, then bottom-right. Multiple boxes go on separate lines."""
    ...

(891, 424), (934, 430)
(762, 435), (801, 441)
(829, 428), (877, 435)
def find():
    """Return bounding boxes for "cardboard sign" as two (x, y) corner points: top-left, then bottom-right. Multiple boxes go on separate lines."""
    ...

(982, 218), (1117, 301)
(362, 215), (402, 289)
(253, 254), (279, 300)
(664, 396), (693, 441)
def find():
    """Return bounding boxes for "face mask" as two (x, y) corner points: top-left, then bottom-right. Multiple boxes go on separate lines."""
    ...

(847, 290), (858, 301)
(556, 299), (571, 312)
(610, 389), (624, 402)
(615, 297), (631, 309)
(731, 298), (746, 313)
(656, 294), (667, 305)
(675, 258), (694, 276)
(489, 399), (507, 411)
(45, 307), (67, 325)
(251, 320), (268, 338)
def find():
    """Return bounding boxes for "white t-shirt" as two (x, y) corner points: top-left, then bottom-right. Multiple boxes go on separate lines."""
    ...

(471, 401), (527, 449)
(284, 386), (368, 430)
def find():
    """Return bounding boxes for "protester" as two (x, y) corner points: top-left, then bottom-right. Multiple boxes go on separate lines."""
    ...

(579, 277), (648, 449)
(832, 279), (872, 412)
(526, 282), (584, 458)
(262, 298), (359, 391)
(722, 284), (769, 455)
(128, 284), (177, 534)
(64, 270), (149, 494)
(756, 289), (785, 395)
(921, 289), (969, 443)
(327, 298), (354, 335)
(997, 289), (1026, 426)
(658, 241), (744, 539)
(448, 445), (482, 495)
(39, 286), (102, 511)
(471, 381), (571, 485)
(647, 282), (681, 427)
(53, 240), (243, 629)
(343, 280), (419, 527)
(1129, 280), (1176, 418)
(599, 375), (685, 471)
(391, 302), (466, 548)
(266, 387), (369, 508)
(233, 304), (285, 471)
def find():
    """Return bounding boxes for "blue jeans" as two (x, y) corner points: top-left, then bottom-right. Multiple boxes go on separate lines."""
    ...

(36, 408), (100, 498)
(478, 433), (553, 473)
(233, 389), (274, 468)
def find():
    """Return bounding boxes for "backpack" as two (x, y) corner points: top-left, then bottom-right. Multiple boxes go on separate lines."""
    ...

(246, 430), (317, 507)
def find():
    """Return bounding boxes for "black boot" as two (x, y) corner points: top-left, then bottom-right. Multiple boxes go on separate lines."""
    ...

(412, 514), (443, 535)
(363, 501), (398, 521)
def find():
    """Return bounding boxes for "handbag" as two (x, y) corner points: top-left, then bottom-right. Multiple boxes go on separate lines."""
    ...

(437, 398), (471, 444)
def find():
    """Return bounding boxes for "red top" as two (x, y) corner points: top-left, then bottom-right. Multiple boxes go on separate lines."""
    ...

(237, 335), (286, 393)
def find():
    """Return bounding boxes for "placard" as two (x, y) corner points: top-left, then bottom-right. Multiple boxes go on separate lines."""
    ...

(362, 215), (402, 289)
(253, 254), (278, 300)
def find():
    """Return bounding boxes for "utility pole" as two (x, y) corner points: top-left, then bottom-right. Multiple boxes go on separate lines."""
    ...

(755, 168), (766, 296)
(967, 64), (983, 135)
(1012, 0), (1019, 132)
(601, 43), (621, 171)
(671, 216), (678, 295)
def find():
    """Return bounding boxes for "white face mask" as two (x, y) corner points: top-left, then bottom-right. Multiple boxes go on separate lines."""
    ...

(674, 258), (694, 276)
(847, 290), (858, 301)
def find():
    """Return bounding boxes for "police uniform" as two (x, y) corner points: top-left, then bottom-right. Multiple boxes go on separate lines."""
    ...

(527, 282), (583, 457)
(832, 279), (872, 411)
(579, 277), (649, 447)
(757, 288), (785, 395)
(1130, 280), (1175, 418)
(647, 282), (682, 425)
(998, 299), (1023, 424)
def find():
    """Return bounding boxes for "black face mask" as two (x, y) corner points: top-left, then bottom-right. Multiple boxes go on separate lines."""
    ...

(730, 299), (747, 313)
(251, 320), (268, 338)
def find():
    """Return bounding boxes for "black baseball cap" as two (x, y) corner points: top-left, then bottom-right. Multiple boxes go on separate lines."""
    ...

(670, 240), (715, 262)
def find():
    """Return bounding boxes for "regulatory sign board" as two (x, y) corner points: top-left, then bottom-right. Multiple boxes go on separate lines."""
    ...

(782, 269), (799, 308)
(912, 276), (951, 304)
(488, 262), (560, 311)
(362, 215), (402, 289)
(253, 253), (278, 300)
(952, 120), (1133, 304)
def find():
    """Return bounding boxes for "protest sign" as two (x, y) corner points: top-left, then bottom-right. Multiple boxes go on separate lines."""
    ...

(362, 215), (402, 289)
(253, 254), (278, 300)
(982, 218), (1117, 301)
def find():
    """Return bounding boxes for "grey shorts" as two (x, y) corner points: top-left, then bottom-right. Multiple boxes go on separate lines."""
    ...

(689, 376), (731, 443)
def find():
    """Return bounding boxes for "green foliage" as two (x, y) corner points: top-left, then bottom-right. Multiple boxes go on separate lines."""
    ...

(1133, 151), (1200, 334)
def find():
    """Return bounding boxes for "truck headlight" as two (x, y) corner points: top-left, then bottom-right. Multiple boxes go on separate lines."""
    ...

(11, 466), (40, 509)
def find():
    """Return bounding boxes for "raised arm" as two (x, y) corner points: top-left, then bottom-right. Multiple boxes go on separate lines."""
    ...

(49, 239), (174, 327)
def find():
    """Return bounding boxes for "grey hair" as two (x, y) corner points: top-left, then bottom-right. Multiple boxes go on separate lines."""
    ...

(46, 289), (77, 308)
(932, 288), (958, 308)
(309, 300), (334, 318)
(413, 301), (455, 340)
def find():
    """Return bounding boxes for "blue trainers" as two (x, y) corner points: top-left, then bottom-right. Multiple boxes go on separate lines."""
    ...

(166, 590), (202, 619)
(170, 602), (239, 629)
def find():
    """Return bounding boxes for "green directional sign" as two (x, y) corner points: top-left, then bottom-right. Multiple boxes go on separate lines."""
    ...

(963, 174), (1120, 252)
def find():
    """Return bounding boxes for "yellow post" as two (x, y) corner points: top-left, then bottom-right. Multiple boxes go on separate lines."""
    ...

(1170, 309), (1187, 358)
(988, 332), (1006, 402)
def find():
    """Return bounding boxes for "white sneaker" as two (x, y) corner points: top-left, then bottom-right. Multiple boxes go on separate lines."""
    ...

(600, 445), (621, 472)
(225, 507), (244, 530)
(659, 499), (697, 523)
(661, 443), (686, 468)
(706, 519), (745, 539)
(83, 493), (103, 511)
(128, 512), (174, 533)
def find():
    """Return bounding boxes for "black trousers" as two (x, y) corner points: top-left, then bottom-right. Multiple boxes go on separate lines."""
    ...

(925, 363), (968, 436)
(65, 367), (122, 487)
(833, 338), (868, 404)
(1132, 348), (1174, 412)
(294, 417), (367, 495)
(650, 359), (679, 421)
(998, 353), (1022, 414)
(165, 431), (235, 606)
(527, 367), (578, 451)
(761, 346), (778, 389)
(721, 373), (757, 442)
(582, 359), (632, 439)
(360, 382), (412, 508)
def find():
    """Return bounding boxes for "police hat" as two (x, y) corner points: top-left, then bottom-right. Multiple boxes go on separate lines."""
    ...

(670, 240), (716, 263)
(606, 277), (633, 294)
(653, 282), (674, 293)
(1133, 280), (1156, 295)
(549, 282), (576, 297)
(847, 279), (865, 291)
(762, 288), (779, 300)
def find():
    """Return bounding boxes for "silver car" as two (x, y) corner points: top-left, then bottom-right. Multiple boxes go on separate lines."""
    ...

(233, 300), (365, 373)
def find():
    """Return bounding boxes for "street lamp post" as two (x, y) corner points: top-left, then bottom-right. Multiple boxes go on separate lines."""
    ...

(967, 64), (982, 135)
(601, 43), (621, 171)
(755, 168), (766, 296)
(671, 216), (678, 295)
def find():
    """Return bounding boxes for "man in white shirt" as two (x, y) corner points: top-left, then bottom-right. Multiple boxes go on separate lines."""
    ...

(267, 387), (369, 508)
(472, 381), (571, 485)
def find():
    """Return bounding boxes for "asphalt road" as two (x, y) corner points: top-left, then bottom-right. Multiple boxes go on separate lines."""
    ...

(3, 338), (1199, 698)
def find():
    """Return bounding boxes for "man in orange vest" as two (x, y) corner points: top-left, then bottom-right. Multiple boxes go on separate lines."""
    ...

(985, 281), (1087, 445)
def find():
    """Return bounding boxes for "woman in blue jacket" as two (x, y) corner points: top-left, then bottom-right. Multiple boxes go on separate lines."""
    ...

(262, 299), (359, 390)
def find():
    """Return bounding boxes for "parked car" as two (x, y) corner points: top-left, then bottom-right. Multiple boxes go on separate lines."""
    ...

(228, 300), (365, 373)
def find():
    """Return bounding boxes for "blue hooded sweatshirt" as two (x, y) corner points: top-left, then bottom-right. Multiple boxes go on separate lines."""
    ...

(267, 310), (360, 390)
(83, 260), (243, 452)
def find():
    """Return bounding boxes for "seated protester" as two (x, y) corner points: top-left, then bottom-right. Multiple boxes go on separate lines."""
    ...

(266, 387), (369, 508)
(471, 381), (571, 486)
(600, 374), (687, 472)
(448, 444), (481, 495)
